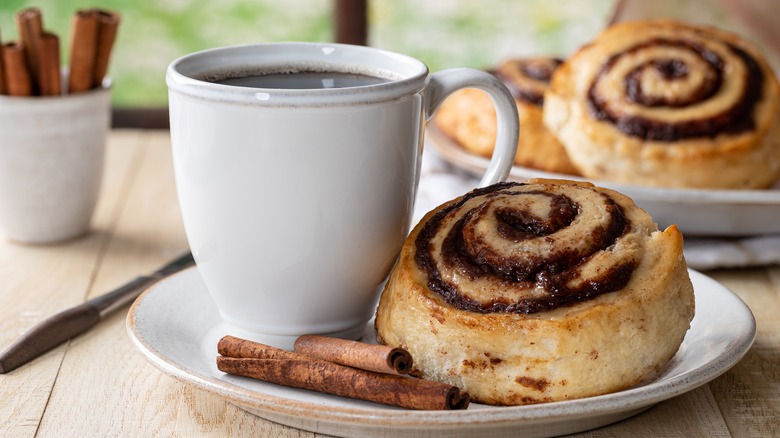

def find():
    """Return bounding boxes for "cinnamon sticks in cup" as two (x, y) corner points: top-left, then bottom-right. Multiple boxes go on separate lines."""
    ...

(217, 335), (470, 410)
(0, 7), (120, 96)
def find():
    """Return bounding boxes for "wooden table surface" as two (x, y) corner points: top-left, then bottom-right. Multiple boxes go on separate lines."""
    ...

(0, 130), (778, 437)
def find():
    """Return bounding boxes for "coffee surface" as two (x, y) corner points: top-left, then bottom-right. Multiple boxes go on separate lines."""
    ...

(213, 71), (391, 89)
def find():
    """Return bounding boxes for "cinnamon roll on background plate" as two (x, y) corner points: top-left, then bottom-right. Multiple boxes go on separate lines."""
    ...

(544, 20), (780, 189)
(375, 179), (695, 406)
(435, 57), (580, 175)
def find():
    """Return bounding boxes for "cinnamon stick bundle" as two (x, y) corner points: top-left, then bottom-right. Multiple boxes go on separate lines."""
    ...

(13, 7), (62, 96)
(217, 336), (469, 410)
(4, 7), (119, 96)
(1, 42), (33, 96)
(294, 334), (413, 375)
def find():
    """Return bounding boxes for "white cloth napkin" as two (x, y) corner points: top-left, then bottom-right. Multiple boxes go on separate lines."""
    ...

(682, 235), (780, 270)
(415, 146), (780, 271)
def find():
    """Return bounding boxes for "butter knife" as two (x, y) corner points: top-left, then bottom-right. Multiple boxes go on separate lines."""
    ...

(0, 251), (195, 374)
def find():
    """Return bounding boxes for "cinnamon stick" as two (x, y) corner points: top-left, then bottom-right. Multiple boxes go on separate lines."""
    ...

(0, 31), (7, 95)
(93, 9), (120, 88)
(1, 42), (33, 96)
(0, 58), (6, 95)
(15, 7), (43, 94)
(68, 9), (98, 93)
(294, 334), (413, 375)
(217, 336), (469, 410)
(38, 32), (61, 96)
(218, 335), (310, 361)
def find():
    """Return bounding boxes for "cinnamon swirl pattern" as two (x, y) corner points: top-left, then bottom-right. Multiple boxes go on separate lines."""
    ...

(493, 57), (562, 106)
(375, 179), (695, 405)
(544, 20), (780, 189)
(435, 57), (580, 175)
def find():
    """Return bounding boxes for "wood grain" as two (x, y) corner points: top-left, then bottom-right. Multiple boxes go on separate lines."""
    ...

(31, 131), (310, 436)
(0, 130), (142, 436)
(36, 131), (188, 436)
(709, 268), (780, 438)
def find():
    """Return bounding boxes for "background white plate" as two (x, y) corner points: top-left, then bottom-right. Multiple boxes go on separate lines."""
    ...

(427, 126), (780, 236)
(127, 267), (755, 438)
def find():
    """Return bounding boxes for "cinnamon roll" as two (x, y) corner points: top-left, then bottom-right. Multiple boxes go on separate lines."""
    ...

(435, 57), (580, 175)
(544, 20), (780, 189)
(375, 179), (694, 405)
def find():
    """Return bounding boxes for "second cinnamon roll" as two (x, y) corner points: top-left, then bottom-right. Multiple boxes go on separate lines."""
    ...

(375, 179), (694, 405)
(435, 57), (580, 175)
(544, 20), (780, 189)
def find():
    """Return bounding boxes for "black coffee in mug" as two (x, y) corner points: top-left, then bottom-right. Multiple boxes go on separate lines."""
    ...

(209, 69), (392, 89)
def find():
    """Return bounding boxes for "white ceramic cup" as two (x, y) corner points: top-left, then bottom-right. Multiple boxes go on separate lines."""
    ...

(167, 42), (519, 347)
(0, 87), (110, 244)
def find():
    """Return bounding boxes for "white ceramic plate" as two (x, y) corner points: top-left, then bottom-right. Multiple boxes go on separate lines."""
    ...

(427, 126), (780, 236)
(127, 267), (755, 438)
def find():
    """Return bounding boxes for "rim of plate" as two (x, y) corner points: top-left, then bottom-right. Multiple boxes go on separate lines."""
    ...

(126, 268), (756, 428)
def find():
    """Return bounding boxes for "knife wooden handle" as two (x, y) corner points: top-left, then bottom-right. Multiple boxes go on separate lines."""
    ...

(0, 302), (100, 374)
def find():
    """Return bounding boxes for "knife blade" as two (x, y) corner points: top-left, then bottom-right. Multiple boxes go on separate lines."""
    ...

(0, 251), (195, 374)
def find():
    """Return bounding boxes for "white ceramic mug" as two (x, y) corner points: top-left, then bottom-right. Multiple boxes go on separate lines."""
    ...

(167, 42), (518, 347)
(0, 87), (110, 244)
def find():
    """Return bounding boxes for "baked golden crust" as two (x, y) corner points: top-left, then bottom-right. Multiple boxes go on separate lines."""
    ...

(543, 20), (780, 189)
(435, 57), (580, 175)
(375, 179), (695, 405)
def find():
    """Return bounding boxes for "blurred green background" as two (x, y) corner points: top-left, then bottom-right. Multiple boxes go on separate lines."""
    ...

(0, 0), (614, 107)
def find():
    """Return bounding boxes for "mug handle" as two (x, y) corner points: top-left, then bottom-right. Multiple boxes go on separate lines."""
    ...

(425, 68), (519, 187)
